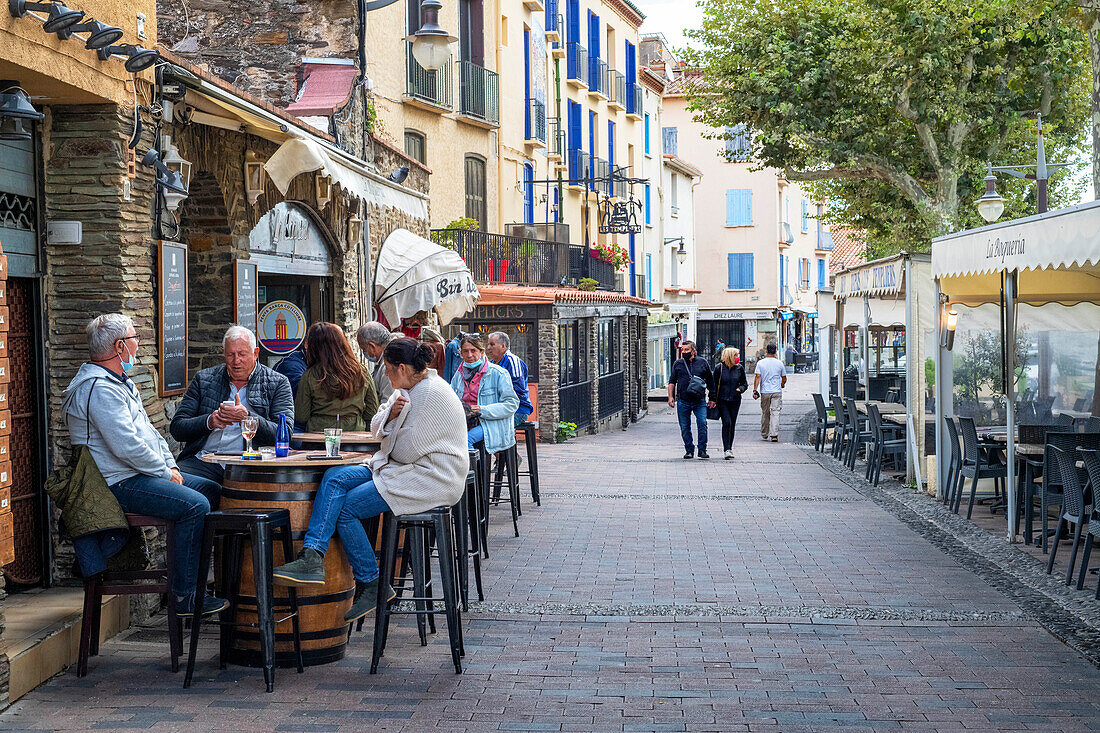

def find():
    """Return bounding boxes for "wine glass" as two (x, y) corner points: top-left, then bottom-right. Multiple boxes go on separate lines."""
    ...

(241, 416), (259, 455)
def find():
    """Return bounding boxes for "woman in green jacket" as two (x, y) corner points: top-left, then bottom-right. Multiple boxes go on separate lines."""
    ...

(295, 322), (379, 432)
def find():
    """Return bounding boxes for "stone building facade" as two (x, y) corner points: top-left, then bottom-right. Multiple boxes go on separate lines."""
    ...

(447, 287), (649, 443)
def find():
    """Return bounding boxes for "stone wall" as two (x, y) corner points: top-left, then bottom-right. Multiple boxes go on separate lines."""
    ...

(535, 319), (559, 443)
(158, 0), (358, 108)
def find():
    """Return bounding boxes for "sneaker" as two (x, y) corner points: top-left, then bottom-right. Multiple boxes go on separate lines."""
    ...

(175, 594), (230, 617)
(698, 450), (710, 459)
(770, 436), (779, 442)
(344, 579), (396, 622)
(273, 548), (326, 587)
(683, 450), (694, 459)
(724, 449), (733, 460)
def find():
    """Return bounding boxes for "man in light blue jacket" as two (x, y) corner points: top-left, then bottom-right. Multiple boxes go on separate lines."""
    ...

(62, 313), (227, 617)
(450, 333), (519, 454)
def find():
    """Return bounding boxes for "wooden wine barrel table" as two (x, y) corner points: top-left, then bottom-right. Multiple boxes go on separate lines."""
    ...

(292, 430), (381, 453)
(202, 451), (369, 668)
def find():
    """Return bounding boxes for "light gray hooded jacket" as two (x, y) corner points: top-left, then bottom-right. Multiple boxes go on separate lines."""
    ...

(62, 363), (177, 486)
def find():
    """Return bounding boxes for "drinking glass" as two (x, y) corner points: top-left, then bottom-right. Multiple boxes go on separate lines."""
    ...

(324, 427), (342, 457)
(242, 416), (259, 455)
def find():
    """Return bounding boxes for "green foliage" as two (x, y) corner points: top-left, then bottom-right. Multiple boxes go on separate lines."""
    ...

(925, 357), (935, 390)
(364, 97), (378, 135)
(953, 328), (1032, 408)
(556, 421), (578, 442)
(684, 0), (1089, 254)
(578, 278), (599, 291)
(430, 218), (480, 249)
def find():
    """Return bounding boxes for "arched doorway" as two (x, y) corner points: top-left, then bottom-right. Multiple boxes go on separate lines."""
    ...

(249, 202), (336, 367)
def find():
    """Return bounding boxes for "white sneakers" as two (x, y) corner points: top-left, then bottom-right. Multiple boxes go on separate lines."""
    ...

(724, 449), (733, 460)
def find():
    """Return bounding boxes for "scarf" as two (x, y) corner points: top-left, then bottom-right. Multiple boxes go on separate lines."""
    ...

(459, 360), (488, 407)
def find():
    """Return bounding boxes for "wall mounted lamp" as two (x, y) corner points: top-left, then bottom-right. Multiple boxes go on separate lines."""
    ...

(57, 19), (124, 49)
(315, 175), (332, 210)
(8, 0), (84, 32)
(939, 299), (957, 351)
(244, 151), (266, 206)
(0, 83), (44, 141)
(159, 137), (191, 211)
(97, 43), (160, 72)
(141, 149), (188, 196)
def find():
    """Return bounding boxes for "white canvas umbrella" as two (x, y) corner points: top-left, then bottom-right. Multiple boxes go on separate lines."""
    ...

(373, 228), (480, 328)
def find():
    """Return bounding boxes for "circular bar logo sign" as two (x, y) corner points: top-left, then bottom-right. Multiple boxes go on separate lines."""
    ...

(258, 300), (306, 354)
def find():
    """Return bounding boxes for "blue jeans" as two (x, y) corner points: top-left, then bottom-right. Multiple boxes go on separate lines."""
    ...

(110, 472), (221, 598)
(467, 425), (484, 449)
(513, 411), (531, 427)
(676, 400), (708, 453)
(303, 466), (391, 583)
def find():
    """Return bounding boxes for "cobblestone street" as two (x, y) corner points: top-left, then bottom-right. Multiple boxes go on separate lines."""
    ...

(3, 375), (1100, 731)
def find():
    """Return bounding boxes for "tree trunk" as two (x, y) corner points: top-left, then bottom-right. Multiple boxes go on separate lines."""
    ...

(1091, 8), (1100, 199)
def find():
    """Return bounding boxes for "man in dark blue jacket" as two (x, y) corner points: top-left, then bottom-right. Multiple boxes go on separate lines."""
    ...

(170, 326), (294, 482)
(667, 340), (715, 459)
(487, 331), (533, 425)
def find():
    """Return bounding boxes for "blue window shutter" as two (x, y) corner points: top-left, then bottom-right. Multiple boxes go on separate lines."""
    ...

(727, 254), (737, 289)
(797, 259), (803, 289)
(817, 258), (825, 290)
(801, 200), (808, 231)
(726, 189), (753, 226)
(645, 184), (651, 225)
(727, 253), (754, 289)
(744, 253), (754, 288)
(567, 0), (579, 41)
(662, 126), (677, 156)
(568, 100), (581, 148)
(644, 114), (650, 155)
(608, 120), (614, 169)
(646, 254), (652, 300)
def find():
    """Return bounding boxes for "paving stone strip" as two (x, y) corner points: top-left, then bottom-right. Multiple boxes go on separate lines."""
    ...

(539, 492), (865, 502)
(797, 413), (1100, 667)
(463, 600), (1026, 622)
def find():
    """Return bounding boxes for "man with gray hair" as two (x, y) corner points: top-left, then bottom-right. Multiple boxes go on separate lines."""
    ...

(356, 321), (395, 402)
(486, 331), (532, 425)
(62, 313), (227, 616)
(171, 325), (294, 482)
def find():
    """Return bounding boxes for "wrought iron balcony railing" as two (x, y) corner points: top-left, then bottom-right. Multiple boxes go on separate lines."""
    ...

(545, 0), (560, 38)
(457, 60), (499, 124)
(567, 147), (590, 184)
(525, 98), (547, 144)
(405, 42), (452, 108)
(589, 56), (608, 96)
(432, 228), (619, 289)
(608, 69), (626, 109)
(626, 82), (642, 117)
(567, 43), (588, 87)
(547, 116), (566, 159)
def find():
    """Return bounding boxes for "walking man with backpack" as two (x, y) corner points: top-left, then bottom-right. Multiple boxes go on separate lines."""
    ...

(667, 340), (715, 459)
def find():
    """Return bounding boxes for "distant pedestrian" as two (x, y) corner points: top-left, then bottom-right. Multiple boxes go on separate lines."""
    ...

(667, 340), (715, 459)
(753, 343), (787, 442)
(486, 331), (533, 425)
(714, 339), (725, 359)
(713, 347), (748, 459)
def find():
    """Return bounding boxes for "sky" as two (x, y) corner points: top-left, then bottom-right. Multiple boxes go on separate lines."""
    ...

(634, 0), (704, 52)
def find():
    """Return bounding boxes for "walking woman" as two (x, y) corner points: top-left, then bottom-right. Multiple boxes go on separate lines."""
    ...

(450, 333), (519, 454)
(294, 322), (379, 432)
(714, 347), (749, 459)
(273, 337), (468, 621)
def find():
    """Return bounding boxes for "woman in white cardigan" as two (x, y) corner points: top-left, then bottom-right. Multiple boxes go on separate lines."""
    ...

(272, 337), (468, 622)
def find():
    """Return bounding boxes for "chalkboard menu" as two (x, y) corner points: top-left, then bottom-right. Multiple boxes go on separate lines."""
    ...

(234, 259), (258, 334)
(158, 241), (188, 397)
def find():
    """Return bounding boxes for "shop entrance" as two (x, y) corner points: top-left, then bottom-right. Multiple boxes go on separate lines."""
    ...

(250, 203), (336, 367)
(697, 320), (746, 362)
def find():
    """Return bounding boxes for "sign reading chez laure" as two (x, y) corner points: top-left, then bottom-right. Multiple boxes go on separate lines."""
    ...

(158, 241), (188, 397)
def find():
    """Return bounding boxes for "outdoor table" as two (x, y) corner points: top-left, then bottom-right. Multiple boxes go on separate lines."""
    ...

(856, 401), (908, 416)
(1055, 408), (1092, 420)
(201, 451), (370, 667)
(292, 430), (381, 453)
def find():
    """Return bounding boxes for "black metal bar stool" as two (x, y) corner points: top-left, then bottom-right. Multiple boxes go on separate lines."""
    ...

(515, 421), (542, 506)
(78, 513), (182, 677)
(184, 508), (304, 692)
(461, 467), (484, 608)
(468, 449), (489, 559)
(371, 507), (463, 675)
(490, 443), (521, 537)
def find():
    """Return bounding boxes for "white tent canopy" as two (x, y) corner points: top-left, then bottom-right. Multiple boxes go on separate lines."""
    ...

(934, 200), (1100, 306)
(374, 228), (480, 328)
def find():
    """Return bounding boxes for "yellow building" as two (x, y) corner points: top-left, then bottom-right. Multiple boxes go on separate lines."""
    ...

(365, 0), (499, 231)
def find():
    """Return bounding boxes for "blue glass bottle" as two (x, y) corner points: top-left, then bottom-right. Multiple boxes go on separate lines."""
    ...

(275, 413), (290, 457)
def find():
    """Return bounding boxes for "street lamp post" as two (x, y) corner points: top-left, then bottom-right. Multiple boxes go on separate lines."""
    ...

(361, 0), (456, 71)
(664, 237), (687, 265)
(977, 113), (1070, 222)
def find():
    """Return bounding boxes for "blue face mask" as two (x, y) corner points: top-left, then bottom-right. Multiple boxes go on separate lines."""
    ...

(120, 342), (136, 372)
(465, 357), (484, 369)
